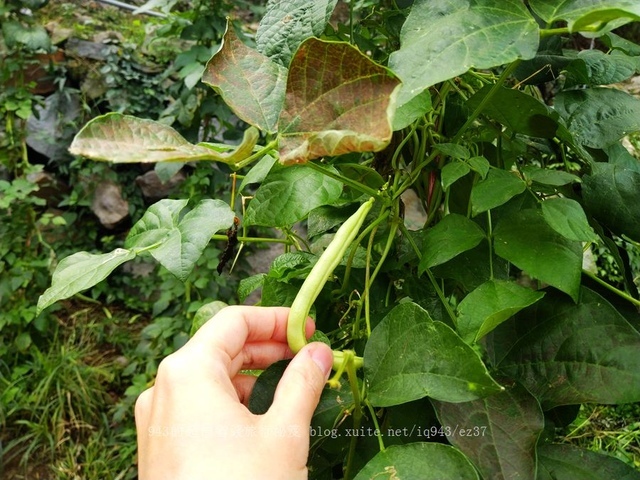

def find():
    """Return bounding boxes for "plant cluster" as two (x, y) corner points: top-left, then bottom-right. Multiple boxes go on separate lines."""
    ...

(24, 0), (640, 478)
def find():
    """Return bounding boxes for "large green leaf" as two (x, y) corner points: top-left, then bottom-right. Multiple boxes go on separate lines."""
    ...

(389, 0), (538, 110)
(125, 199), (235, 281)
(554, 88), (640, 149)
(582, 163), (640, 241)
(364, 302), (502, 407)
(457, 279), (545, 343)
(541, 197), (598, 243)
(563, 50), (637, 87)
(418, 214), (486, 270)
(37, 249), (136, 313)
(488, 288), (640, 408)
(277, 38), (400, 164)
(243, 164), (343, 227)
(353, 443), (479, 480)
(493, 209), (582, 301)
(256, 0), (338, 67)
(471, 168), (527, 216)
(433, 384), (544, 480)
(537, 444), (640, 480)
(529, 0), (640, 34)
(69, 113), (259, 165)
(467, 86), (559, 138)
(202, 25), (286, 133)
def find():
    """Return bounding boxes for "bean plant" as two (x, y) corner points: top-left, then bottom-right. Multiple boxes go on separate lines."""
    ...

(38, 1), (640, 478)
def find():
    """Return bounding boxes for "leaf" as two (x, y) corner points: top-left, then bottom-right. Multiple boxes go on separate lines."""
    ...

(353, 443), (479, 480)
(238, 274), (266, 303)
(529, 0), (640, 34)
(202, 25), (287, 133)
(435, 143), (471, 160)
(37, 249), (136, 313)
(432, 383), (544, 480)
(277, 38), (400, 164)
(441, 162), (471, 191)
(419, 214), (486, 270)
(239, 154), (277, 192)
(2, 21), (51, 50)
(488, 288), (640, 408)
(190, 300), (228, 336)
(69, 113), (259, 165)
(467, 86), (559, 138)
(582, 163), (640, 241)
(457, 280), (545, 343)
(471, 168), (527, 216)
(521, 166), (580, 186)
(125, 199), (235, 281)
(389, 0), (538, 110)
(243, 164), (343, 227)
(564, 50), (637, 87)
(554, 88), (640, 149)
(467, 156), (490, 179)
(392, 89), (432, 131)
(541, 197), (598, 243)
(537, 444), (640, 480)
(256, 0), (338, 67)
(364, 302), (503, 407)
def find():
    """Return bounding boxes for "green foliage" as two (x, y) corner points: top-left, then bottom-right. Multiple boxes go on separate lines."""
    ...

(36, 0), (640, 478)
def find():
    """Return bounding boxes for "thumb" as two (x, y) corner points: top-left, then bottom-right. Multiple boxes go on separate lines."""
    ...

(268, 342), (333, 426)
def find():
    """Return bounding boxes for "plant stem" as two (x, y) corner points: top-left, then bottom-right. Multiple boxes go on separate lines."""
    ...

(365, 401), (386, 452)
(210, 234), (291, 244)
(344, 353), (363, 480)
(583, 270), (640, 308)
(231, 139), (278, 171)
(540, 27), (570, 38)
(364, 225), (378, 336)
(487, 210), (494, 280)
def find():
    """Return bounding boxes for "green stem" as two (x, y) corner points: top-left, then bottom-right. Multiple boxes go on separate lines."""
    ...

(540, 27), (570, 38)
(364, 225), (378, 336)
(306, 161), (382, 200)
(369, 221), (399, 287)
(344, 354), (363, 480)
(365, 401), (386, 452)
(231, 139), (278, 171)
(487, 210), (494, 280)
(211, 234), (291, 244)
(583, 270), (640, 308)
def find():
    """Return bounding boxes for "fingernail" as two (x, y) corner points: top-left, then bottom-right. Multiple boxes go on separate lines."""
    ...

(310, 346), (333, 380)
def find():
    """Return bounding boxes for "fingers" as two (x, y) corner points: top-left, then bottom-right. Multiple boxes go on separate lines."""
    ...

(267, 342), (333, 426)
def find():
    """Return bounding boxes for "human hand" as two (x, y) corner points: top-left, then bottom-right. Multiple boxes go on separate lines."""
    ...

(135, 306), (333, 480)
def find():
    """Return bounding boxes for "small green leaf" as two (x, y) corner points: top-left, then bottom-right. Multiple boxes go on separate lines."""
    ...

(554, 87), (640, 149)
(354, 443), (479, 480)
(238, 274), (266, 304)
(202, 25), (287, 133)
(493, 209), (582, 301)
(190, 300), (228, 336)
(471, 168), (527, 216)
(419, 214), (486, 270)
(441, 162), (471, 191)
(70, 113), (259, 165)
(467, 156), (490, 179)
(457, 279), (545, 343)
(433, 384), (544, 480)
(529, 0), (640, 34)
(537, 443), (640, 480)
(364, 302), (502, 407)
(37, 248), (136, 313)
(239, 154), (277, 192)
(244, 164), (343, 227)
(256, 0), (338, 67)
(521, 166), (580, 186)
(541, 197), (598, 243)
(125, 199), (235, 281)
(392, 89), (432, 131)
(489, 288), (640, 408)
(277, 38), (400, 164)
(389, 0), (538, 110)
(435, 143), (471, 160)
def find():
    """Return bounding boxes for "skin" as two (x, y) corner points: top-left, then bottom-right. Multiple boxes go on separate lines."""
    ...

(135, 306), (333, 480)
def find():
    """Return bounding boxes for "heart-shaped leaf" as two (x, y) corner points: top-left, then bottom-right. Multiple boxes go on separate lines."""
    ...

(529, 0), (640, 34)
(278, 38), (400, 164)
(419, 214), (486, 270)
(202, 25), (287, 133)
(471, 168), (527, 216)
(541, 197), (598, 243)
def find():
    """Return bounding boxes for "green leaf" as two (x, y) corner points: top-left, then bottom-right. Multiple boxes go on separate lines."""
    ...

(256, 0), (338, 67)
(529, 0), (640, 34)
(521, 166), (580, 186)
(389, 0), (538, 110)
(432, 384), (544, 480)
(537, 444), (640, 480)
(238, 274), (266, 303)
(239, 154), (277, 192)
(202, 25), (287, 133)
(2, 21), (51, 50)
(419, 214), (486, 270)
(564, 50), (637, 87)
(494, 209), (582, 301)
(37, 249), (136, 313)
(467, 86), (559, 138)
(435, 143), (471, 160)
(69, 113), (259, 165)
(441, 162), (471, 191)
(190, 300), (228, 336)
(457, 279), (545, 343)
(582, 163), (640, 241)
(392, 89), (432, 131)
(554, 88), (640, 149)
(471, 168), (527, 216)
(353, 443), (479, 480)
(244, 164), (343, 227)
(541, 197), (598, 243)
(467, 156), (490, 179)
(277, 38), (400, 164)
(489, 288), (640, 408)
(364, 302), (502, 407)
(125, 199), (235, 281)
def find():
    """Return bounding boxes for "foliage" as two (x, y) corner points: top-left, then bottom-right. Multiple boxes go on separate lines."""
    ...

(35, 0), (640, 478)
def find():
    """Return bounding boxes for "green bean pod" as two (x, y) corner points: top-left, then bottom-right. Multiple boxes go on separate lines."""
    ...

(287, 197), (375, 357)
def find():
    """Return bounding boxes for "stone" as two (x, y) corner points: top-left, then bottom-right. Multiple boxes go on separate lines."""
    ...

(135, 169), (186, 200)
(91, 180), (129, 228)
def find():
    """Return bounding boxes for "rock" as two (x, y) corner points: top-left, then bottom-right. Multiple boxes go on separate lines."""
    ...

(26, 170), (69, 206)
(135, 169), (186, 200)
(65, 38), (110, 61)
(91, 181), (129, 228)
